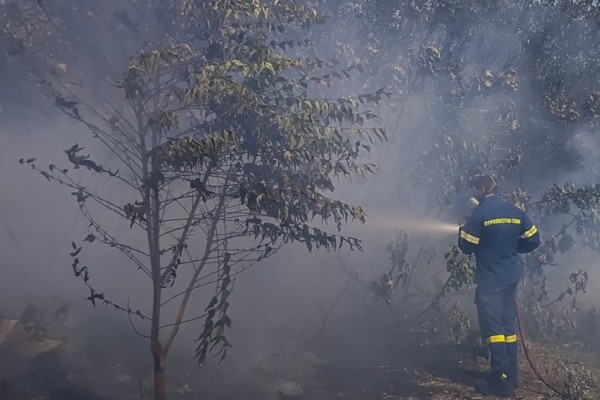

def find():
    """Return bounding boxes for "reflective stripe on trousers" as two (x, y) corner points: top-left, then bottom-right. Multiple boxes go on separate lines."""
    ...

(475, 284), (518, 379)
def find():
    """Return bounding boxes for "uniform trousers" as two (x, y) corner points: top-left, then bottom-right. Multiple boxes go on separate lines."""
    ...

(475, 283), (519, 386)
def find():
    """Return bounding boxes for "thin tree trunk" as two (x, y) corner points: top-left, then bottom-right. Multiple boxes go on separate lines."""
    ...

(150, 266), (166, 400)
(163, 174), (228, 355)
(146, 118), (165, 399)
(149, 216), (165, 400)
(152, 351), (167, 400)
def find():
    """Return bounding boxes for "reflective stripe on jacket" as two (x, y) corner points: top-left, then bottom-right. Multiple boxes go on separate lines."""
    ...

(458, 195), (540, 286)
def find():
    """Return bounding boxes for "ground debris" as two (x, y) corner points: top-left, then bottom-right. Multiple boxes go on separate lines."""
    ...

(0, 303), (65, 364)
(0, 303), (101, 400)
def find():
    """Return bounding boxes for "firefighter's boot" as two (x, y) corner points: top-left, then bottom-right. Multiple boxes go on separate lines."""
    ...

(486, 371), (514, 398)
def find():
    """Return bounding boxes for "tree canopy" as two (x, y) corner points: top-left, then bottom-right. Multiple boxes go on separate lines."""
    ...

(16, 1), (387, 399)
(7, 0), (600, 398)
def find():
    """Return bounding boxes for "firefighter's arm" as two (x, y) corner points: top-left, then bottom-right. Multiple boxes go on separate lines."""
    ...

(518, 212), (540, 253)
(458, 208), (482, 254)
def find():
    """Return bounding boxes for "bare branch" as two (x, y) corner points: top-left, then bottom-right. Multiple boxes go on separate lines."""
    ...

(159, 166), (215, 284)
(127, 298), (151, 339)
(162, 174), (229, 354)
(158, 312), (208, 329)
(78, 207), (151, 277)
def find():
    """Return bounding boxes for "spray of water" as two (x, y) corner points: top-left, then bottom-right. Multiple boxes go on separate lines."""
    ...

(363, 213), (460, 235)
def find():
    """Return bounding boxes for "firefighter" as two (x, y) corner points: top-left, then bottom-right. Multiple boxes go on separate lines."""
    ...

(458, 175), (540, 398)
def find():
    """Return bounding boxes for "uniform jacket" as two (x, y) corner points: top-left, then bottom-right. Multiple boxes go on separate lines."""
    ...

(458, 195), (540, 286)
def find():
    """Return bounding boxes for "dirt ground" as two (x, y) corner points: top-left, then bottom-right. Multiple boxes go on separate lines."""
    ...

(301, 340), (600, 400)
(2, 308), (600, 400)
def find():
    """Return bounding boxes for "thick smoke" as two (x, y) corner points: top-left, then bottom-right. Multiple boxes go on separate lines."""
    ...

(2, 1), (600, 399)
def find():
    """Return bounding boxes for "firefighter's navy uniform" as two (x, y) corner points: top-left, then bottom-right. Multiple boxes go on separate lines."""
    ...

(458, 195), (540, 393)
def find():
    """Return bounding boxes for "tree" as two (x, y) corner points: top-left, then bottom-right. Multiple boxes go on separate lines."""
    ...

(23, 1), (386, 399)
(317, 0), (600, 345)
(14, 0), (600, 397)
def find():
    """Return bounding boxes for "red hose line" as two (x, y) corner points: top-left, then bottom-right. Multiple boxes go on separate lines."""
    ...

(515, 300), (565, 397)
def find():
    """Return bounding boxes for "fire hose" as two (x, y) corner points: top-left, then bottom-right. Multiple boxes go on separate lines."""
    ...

(515, 300), (565, 397)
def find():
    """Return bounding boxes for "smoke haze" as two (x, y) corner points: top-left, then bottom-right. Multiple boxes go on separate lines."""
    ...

(2, 1), (600, 399)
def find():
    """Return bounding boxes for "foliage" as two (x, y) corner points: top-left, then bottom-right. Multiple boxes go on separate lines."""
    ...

(308, 2), (600, 366)
(446, 301), (471, 345)
(21, 0), (387, 398)
(320, 1), (600, 393)
(548, 357), (599, 400)
(369, 232), (410, 304)
(562, 362), (598, 400)
(9, 0), (600, 396)
(444, 245), (474, 292)
(314, 0), (600, 208)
